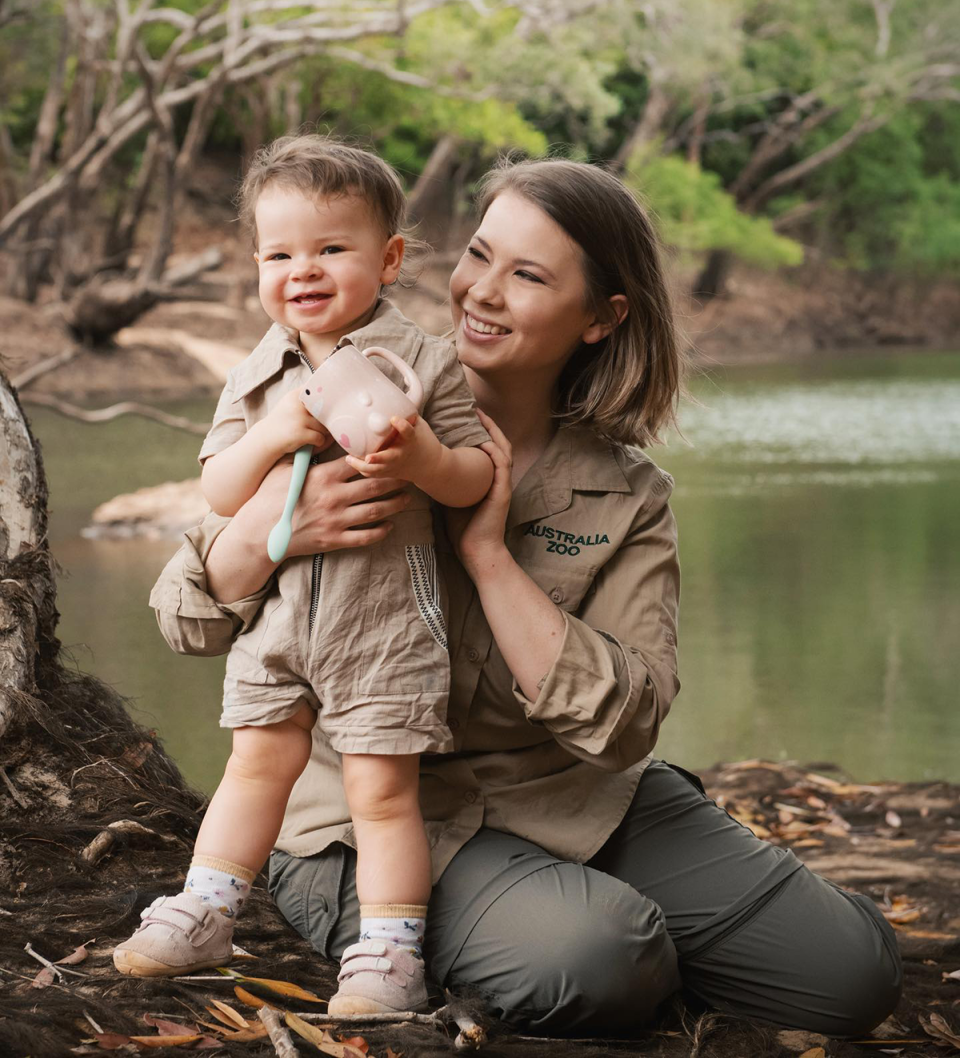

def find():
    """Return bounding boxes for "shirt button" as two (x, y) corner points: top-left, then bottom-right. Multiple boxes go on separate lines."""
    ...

(448, 718), (460, 731)
(467, 648), (480, 663)
(464, 791), (478, 804)
(550, 587), (564, 603)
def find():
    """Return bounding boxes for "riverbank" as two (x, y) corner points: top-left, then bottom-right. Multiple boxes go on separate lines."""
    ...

(2, 238), (960, 405)
(1, 744), (958, 1057)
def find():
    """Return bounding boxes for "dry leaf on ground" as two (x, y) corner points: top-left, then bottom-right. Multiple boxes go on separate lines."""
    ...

(234, 984), (277, 1009)
(218, 1024), (270, 1042)
(339, 1036), (369, 1054)
(142, 1015), (199, 1036)
(58, 943), (92, 966)
(285, 1011), (330, 1048)
(206, 999), (249, 1029)
(128, 1034), (202, 1048)
(384, 1049), (404, 1058)
(92, 1032), (134, 1050)
(221, 968), (326, 1002)
(284, 1018), (369, 1058)
(920, 1011), (960, 1048)
(943, 969), (960, 982)
(798, 1048), (825, 1058)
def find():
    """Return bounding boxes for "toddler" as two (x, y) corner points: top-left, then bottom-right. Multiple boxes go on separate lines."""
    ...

(113, 136), (493, 1015)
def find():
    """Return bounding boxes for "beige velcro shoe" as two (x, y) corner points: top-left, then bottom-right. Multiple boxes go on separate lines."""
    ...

(112, 893), (234, 977)
(327, 939), (429, 1015)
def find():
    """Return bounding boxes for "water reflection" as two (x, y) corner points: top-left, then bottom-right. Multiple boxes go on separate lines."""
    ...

(30, 350), (960, 790)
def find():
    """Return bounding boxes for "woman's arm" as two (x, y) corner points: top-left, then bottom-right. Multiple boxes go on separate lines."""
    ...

(151, 456), (412, 656)
(451, 413), (679, 773)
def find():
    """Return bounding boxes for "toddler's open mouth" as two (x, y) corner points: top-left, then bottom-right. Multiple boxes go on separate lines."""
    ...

(291, 293), (331, 304)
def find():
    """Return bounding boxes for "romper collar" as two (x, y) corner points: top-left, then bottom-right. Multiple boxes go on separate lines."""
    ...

(229, 300), (421, 403)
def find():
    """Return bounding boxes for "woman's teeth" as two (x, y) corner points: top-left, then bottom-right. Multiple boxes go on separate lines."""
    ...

(466, 313), (509, 335)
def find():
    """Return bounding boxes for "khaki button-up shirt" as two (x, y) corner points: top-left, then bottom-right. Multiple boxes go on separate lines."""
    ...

(150, 426), (681, 881)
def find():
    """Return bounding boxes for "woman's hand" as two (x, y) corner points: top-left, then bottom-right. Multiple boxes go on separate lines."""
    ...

(205, 455), (410, 603)
(274, 455), (411, 556)
(445, 410), (513, 579)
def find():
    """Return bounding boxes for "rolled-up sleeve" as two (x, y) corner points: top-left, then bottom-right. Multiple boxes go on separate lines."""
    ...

(511, 501), (680, 771)
(148, 514), (273, 657)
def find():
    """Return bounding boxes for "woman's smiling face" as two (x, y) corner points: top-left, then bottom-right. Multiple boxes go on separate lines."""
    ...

(450, 191), (607, 382)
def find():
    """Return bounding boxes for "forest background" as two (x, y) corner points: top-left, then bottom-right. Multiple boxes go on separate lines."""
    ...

(2, 0), (960, 369)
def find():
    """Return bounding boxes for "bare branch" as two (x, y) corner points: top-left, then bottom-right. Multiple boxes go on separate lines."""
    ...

(27, 17), (72, 191)
(326, 46), (494, 99)
(19, 393), (210, 435)
(11, 348), (80, 391)
(872, 0), (896, 59)
(744, 110), (891, 209)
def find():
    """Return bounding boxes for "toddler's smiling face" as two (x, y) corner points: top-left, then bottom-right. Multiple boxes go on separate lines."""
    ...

(254, 186), (403, 361)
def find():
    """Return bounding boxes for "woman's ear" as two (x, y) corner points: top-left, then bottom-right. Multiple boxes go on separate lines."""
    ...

(582, 294), (629, 345)
(380, 234), (405, 285)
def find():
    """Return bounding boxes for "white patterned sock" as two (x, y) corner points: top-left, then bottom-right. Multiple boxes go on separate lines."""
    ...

(184, 855), (255, 919)
(359, 903), (427, 957)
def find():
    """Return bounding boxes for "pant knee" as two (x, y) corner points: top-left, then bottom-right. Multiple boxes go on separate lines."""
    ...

(446, 863), (680, 1034)
(822, 894), (903, 1036)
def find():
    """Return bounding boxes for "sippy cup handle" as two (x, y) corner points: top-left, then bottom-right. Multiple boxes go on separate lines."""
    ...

(363, 347), (424, 410)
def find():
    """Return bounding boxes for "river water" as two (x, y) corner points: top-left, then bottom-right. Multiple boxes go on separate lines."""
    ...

(29, 349), (960, 792)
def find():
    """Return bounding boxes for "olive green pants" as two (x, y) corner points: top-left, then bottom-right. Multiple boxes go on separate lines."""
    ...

(268, 761), (902, 1036)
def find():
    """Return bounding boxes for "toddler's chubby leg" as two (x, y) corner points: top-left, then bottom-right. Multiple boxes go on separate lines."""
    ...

(329, 754), (431, 1015)
(113, 703), (315, 977)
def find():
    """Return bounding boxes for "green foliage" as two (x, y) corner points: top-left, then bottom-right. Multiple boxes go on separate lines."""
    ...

(809, 107), (960, 273)
(627, 153), (803, 266)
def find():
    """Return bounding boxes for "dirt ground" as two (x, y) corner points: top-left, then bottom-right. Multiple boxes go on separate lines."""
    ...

(2, 680), (959, 1058)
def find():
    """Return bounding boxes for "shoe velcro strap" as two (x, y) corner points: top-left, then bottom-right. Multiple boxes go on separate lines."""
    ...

(139, 898), (207, 937)
(338, 955), (394, 980)
(342, 941), (387, 958)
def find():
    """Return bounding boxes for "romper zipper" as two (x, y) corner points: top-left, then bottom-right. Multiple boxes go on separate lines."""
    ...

(295, 347), (325, 633)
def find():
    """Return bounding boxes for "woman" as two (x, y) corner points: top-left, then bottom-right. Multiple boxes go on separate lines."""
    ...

(150, 159), (902, 1036)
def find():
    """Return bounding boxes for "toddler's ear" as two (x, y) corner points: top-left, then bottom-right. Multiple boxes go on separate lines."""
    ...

(380, 234), (404, 285)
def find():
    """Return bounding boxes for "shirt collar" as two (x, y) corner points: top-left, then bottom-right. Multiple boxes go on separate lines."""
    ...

(229, 300), (422, 402)
(507, 426), (631, 530)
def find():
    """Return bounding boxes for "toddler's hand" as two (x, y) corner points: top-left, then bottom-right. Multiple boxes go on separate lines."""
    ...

(344, 415), (441, 485)
(259, 387), (331, 457)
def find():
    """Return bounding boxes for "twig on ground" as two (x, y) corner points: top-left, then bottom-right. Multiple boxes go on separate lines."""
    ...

(259, 1006), (298, 1058)
(19, 391), (210, 434)
(79, 819), (174, 866)
(24, 941), (89, 979)
(11, 347), (80, 390)
(0, 766), (29, 809)
(84, 1011), (105, 1035)
(687, 1012), (718, 1058)
(295, 1004), (487, 1047)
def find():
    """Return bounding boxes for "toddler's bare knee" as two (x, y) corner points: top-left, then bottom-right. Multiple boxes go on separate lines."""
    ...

(227, 714), (313, 788)
(342, 754), (419, 823)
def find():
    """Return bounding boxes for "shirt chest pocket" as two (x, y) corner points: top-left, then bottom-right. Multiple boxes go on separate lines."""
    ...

(523, 563), (597, 614)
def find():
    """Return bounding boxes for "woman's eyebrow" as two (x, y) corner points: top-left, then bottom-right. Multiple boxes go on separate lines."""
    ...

(474, 236), (556, 280)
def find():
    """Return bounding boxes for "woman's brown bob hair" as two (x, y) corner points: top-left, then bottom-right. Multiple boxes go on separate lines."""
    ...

(237, 134), (423, 285)
(476, 158), (684, 448)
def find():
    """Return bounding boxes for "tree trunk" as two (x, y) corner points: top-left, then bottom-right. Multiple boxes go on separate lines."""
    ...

(692, 248), (732, 302)
(613, 82), (671, 171)
(0, 371), (54, 737)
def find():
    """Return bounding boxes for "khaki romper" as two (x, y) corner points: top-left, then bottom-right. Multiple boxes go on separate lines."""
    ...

(198, 302), (490, 755)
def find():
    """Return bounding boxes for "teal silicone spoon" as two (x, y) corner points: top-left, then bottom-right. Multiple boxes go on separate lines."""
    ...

(267, 443), (312, 563)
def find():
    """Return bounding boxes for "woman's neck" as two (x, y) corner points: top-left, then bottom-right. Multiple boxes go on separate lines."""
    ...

(464, 366), (557, 479)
